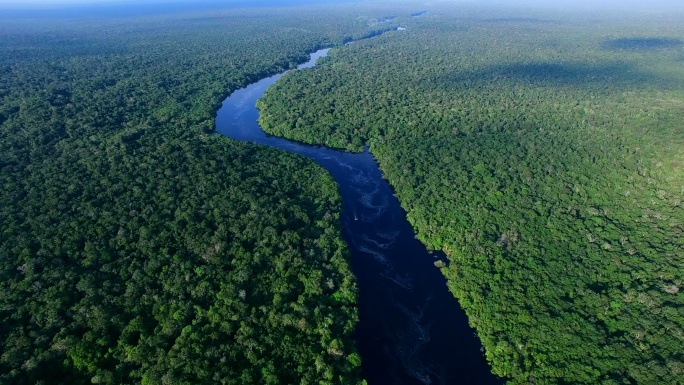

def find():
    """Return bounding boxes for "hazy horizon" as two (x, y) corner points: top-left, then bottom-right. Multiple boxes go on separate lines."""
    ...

(1, 0), (683, 21)
(3, 0), (684, 9)
(0, 0), (357, 10)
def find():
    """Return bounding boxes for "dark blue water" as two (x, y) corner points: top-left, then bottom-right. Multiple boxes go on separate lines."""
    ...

(216, 49), (502, 385)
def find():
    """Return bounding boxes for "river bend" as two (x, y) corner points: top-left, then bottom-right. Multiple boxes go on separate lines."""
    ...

(216, 47), (501, 385)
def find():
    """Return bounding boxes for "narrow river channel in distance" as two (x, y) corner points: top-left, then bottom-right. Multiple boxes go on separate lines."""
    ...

(215, 46), (503, 385)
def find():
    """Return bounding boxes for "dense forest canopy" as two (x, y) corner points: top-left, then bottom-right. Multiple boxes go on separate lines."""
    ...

(257, 4), (684, 384)
(0, 5), (415, 384)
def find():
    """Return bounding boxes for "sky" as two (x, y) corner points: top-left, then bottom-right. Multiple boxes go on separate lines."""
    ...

(0, 0), (199, 8)
(0, 0), (162, 6)
(0, 0), (370, 17)
(1, 0), (683, 10)
(0, 0), (328, 11)
(0, 0), (143, 3)
(0, 0), (350, 8)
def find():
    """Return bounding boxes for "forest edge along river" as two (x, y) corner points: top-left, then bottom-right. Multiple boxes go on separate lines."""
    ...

(215, 33), (502, 385)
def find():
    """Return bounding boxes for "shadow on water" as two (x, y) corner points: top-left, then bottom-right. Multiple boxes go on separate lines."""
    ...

(603, 37), (683, 51)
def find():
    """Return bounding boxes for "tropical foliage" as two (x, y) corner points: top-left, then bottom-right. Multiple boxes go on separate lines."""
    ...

(0, 6), (399, 384)
(258, 5), (684, 384)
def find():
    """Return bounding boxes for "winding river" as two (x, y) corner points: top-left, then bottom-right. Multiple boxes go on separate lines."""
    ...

(216, 45), (502, 385)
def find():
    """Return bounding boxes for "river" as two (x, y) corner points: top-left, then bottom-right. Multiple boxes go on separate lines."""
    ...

(215, 46), (502, 385)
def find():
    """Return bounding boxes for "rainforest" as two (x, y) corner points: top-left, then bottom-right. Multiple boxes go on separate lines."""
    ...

(257, 3), (684, 385)
(0, 6), (387, 385)
(1, 1), (683, 385)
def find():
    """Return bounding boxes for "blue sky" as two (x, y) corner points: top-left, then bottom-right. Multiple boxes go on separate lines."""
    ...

(0, 0), (120, 3)
(0, 0), (177, 7)
(2, 0), (683, 10)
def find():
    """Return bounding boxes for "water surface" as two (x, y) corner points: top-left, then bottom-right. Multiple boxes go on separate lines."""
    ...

(216, 48), (502, 385)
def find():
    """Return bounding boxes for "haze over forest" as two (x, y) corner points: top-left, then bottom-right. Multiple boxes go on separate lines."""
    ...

(1, 0), (682, 384)
(2, 0), (684, 10)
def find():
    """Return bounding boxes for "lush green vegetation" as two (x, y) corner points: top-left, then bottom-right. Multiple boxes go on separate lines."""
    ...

(258, 5), (684, 384)
(0, 6), (405, 384)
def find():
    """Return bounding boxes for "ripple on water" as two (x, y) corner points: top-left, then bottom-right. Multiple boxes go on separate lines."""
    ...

(361, 234), (394, 249)
(381, 271), (413, 291)
(357, 244), (391, 266)
(216, 42), (502, 385)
